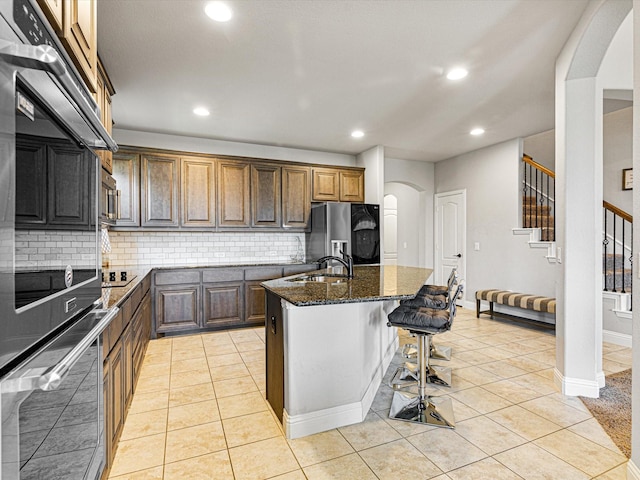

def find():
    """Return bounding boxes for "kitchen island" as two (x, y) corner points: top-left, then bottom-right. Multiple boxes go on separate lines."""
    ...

(261, 264), (433, 439)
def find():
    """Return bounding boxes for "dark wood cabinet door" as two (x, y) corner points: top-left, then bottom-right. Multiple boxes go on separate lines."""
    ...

(251, 164), (281, 227)
(102, 359), (112, 471)
(265, 291), (284, 422)
(282, 166), (310, 229)
(47, 142), (90, 228)
(141, 154), (179, 227)
(339, 170), (365, 202)
(15, 138), (47, 227)
(217, 161), (250, 227)
(122, 322), (134, 409)
(112, 152), (140, 227)
(245, 281), (267, 324)
(181, 157), (216, 227)
(203, 282), (244, 327)
(155, 285), (200, 334)
(108, 338), (125, 451)
(312, 168), (340, 201)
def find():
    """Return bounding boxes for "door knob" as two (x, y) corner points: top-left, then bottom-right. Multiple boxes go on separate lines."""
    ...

(455, 253), (462, 258)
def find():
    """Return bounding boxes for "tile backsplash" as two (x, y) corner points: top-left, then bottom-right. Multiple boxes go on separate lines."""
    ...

(15, 230), (97, 269)
(106, 231), (306, 266)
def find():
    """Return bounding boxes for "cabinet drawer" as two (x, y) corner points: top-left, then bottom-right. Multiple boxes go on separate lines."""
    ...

(106, 308), (124, 353)
(131, 284), (143, 314)
(244, 267), (283, 281)
(154, 270), (200, 286)
(202, 268), (244, 283)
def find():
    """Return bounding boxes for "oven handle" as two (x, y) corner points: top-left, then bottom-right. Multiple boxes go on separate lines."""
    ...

(1, 307), (119, 394)
(0, 40), (118, 152)
(39, 307), (119, 391)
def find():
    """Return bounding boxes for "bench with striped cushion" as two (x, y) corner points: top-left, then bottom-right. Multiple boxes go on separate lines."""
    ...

(475, 289), (556, 325)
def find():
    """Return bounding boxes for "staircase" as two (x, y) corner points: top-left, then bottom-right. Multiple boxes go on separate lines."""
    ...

(517, 154), (632, 300)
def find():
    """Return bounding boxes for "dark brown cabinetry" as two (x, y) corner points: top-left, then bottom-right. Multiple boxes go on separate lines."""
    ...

(282, 166), (311, 229)
(96, 58), (115, 174)
(102, 274), (152, 478)
(245, 266), (284, 324)
(15, 136), (92, 230)
(218, 161), (251, 227)
(37, 0), (98, 93)
(251, 164), (281, 228)
(112, 152), (141, 227)
(141, 154), (180, 227)
(312, 167), (365, 203)
(266, 290), (285, 422)
(181, 157), (216, 227)
(151, 264), (318, 337)
(202, 268), (245, 327)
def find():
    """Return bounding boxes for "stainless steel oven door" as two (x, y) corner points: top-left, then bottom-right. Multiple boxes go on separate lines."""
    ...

(0, 306), (117, 480)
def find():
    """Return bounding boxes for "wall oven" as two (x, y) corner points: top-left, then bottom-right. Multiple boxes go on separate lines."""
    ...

(0, 1), (118, 479)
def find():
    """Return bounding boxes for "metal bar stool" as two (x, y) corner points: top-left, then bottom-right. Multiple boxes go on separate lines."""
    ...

(390, 271), (459, 389)
(387, 284), (463, 428)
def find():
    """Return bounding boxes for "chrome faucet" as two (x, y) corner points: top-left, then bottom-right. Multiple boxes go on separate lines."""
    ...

(317, 251), (354, 278)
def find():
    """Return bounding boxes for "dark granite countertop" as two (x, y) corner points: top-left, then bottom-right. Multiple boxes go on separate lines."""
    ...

(100, 267), (151, 309)
(261, 265), (434, 306)
(100, 262), (318, 309)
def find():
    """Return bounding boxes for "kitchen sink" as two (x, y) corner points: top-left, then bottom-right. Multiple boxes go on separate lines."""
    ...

(287, 274), (349, 284)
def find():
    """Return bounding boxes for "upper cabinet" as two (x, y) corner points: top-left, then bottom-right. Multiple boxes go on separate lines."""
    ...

(181, 157), (216, 228)
(282, 166), (310, 229)
(38, 0), (98, 93)
(312, 167), (364, 203)
(339, 170), (364, 202)
(311, 168), (339, 201)
(251, 164), (281, 228)
(111, 147), (364, 231)
(96, 58), (115, 174)
(141, 154), (180, 228)
(112, 152), (140, 228)
(217, 161), (251, 228)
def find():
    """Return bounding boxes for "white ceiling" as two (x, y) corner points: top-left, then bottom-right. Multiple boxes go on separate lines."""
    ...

(97, 0), (590, 163)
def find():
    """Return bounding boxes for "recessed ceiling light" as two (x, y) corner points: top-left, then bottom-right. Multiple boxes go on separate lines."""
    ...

(446, 68), (468, 80)
(193, 107), (210, 116)
(470, 127), (485, 136)
(351, 130), (364, 138)
(205, 1), (232, 22)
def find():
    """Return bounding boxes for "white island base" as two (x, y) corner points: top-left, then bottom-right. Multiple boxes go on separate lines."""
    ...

(280, 298), (399, 439)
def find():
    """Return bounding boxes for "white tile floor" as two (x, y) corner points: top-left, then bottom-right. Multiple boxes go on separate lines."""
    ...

(108, 307), (631, 479)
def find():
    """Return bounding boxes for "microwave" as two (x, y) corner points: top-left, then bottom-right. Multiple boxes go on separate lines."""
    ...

(101, 170), (119, 225)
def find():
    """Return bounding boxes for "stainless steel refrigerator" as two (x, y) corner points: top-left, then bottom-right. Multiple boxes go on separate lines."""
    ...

(306, 202), (381, 264)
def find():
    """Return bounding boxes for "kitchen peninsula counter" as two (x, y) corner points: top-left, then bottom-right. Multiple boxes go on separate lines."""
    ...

(262, 265), (433, 439)
(261, 264), (433, 306)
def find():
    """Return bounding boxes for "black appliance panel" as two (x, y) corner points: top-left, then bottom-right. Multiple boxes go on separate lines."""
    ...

(351, 204), (380, 265)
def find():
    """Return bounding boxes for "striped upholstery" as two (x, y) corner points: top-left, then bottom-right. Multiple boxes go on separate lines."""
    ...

(476, 289), (556, 314)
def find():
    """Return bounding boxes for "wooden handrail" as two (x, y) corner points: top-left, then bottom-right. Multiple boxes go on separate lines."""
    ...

(523, 154), (555, 179)
(604, 200), (632, 223)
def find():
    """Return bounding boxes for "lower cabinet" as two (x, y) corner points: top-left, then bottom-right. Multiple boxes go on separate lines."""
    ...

(152, 264), (318, 337)
(203, 282), (244, 327)
(102, 275), (152, 479)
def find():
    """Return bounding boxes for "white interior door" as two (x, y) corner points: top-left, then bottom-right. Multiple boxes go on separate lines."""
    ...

(383, 194), (398, 265)
(435, 190), (466, 296)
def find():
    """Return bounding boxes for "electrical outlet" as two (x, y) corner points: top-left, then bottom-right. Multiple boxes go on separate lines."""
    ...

(474, 242), (480, 251)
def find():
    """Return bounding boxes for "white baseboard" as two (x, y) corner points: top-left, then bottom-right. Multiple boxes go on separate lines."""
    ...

(553, 367), (601, 397)
(283, 334), (398, 439)
(628, 459), (640, 480)
(603, 329), (632, 348)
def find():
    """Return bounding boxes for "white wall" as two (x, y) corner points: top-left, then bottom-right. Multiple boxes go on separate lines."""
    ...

(356, 145), (385, 205)
(523, 129), (555, 171)
(384, 158), (435, 268)
(434, 138), (556, 305)
(604, 107), (634, 213)
(113, 128), (357, 167)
